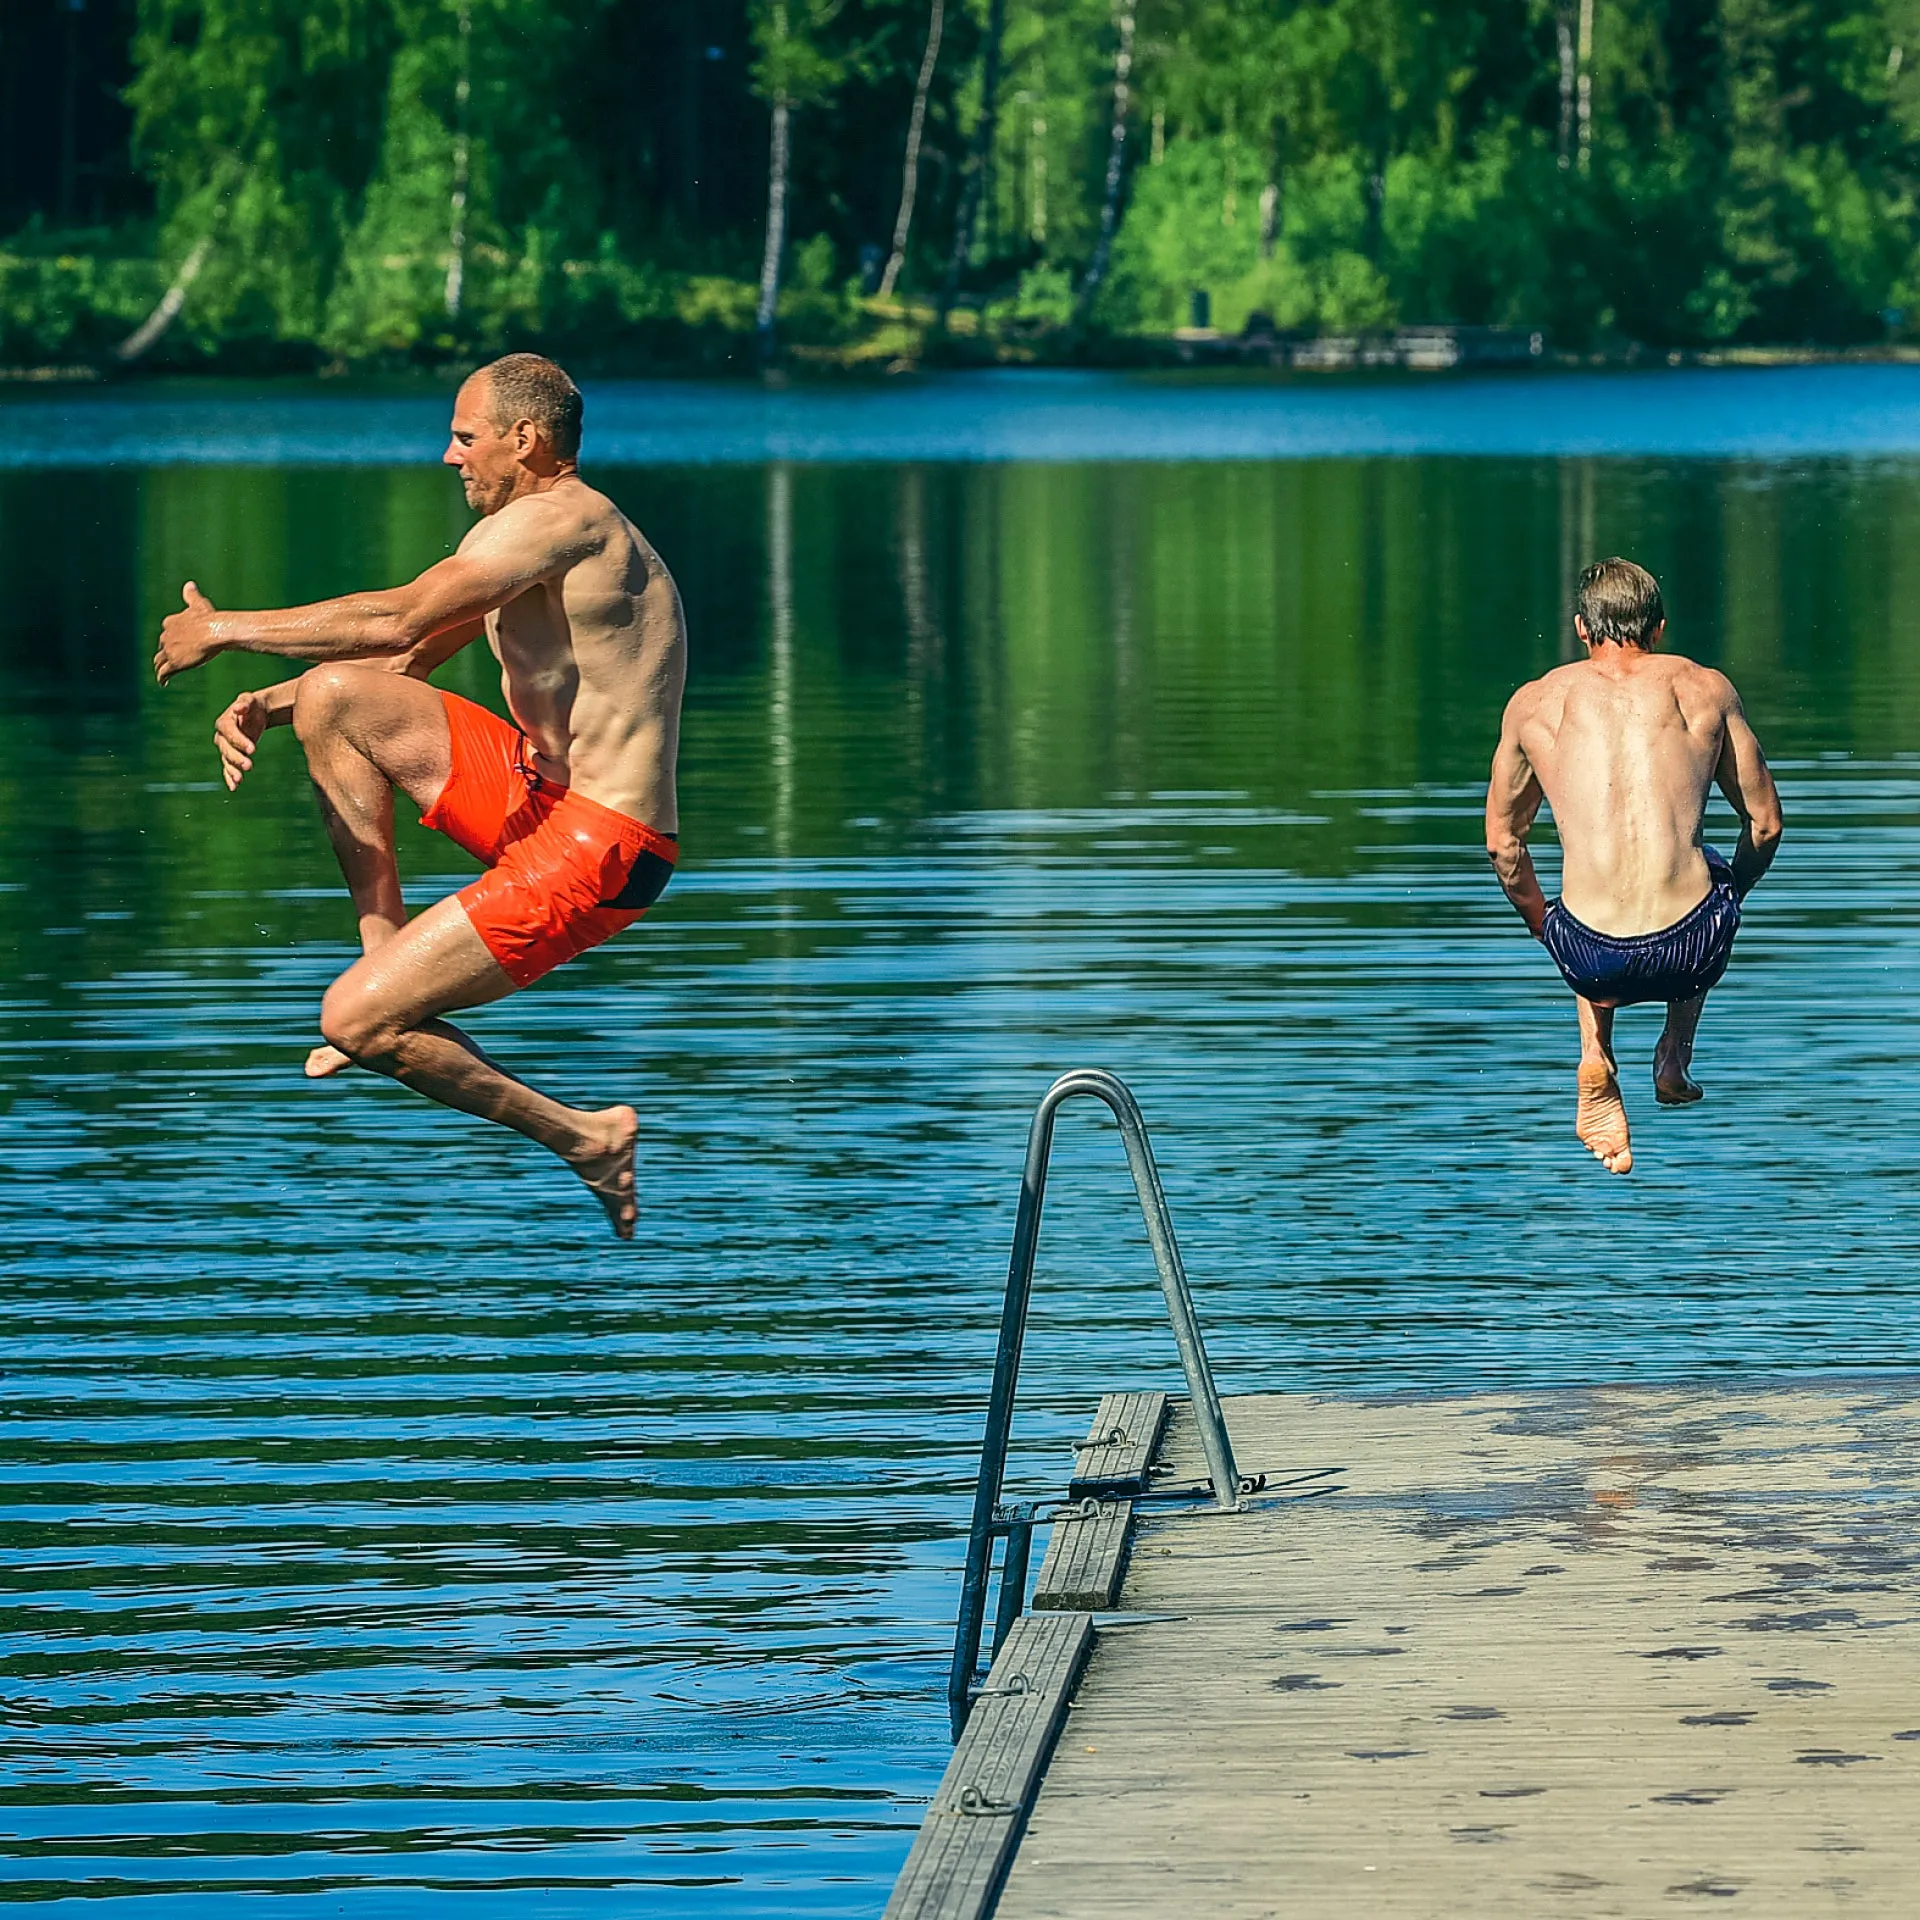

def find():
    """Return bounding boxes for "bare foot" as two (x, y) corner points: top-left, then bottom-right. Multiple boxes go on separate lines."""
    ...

(1653, 1045), (1703, 1106)
(566, 1105), (639, 1239)
(1575, 1060), (1633, 1174)
(305, 1044), (354, 1079)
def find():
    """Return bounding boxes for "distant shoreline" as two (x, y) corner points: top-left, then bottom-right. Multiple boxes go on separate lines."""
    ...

(12, 337), (1920, 390)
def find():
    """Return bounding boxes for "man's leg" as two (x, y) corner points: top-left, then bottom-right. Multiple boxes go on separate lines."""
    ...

(293, 665), (453, 948)
(292, 666), (454, 1076)
(316, 896), (639, 1238)
(1654, 992), (1708, 1106)
(1574, 995), (1633, 1175)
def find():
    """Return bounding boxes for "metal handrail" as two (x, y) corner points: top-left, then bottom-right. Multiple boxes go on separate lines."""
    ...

(947, 1069), (1243, 1736)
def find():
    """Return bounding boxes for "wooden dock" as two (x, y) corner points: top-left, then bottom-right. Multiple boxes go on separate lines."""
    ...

(888, 1384), (1920, 1917)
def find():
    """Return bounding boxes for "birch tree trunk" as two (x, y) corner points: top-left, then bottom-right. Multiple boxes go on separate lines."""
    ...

(115, 235), (213, 362)
(756, 3), (792, 367)
(879, 0), (945, 300)
(1076, 5), (1135, 320)
(938, 0), (1008, 324)
(1557, 5), (1575, 167)
(1576, 0), (1594, 173)
(444, 0), (471, 318)
(117, 128), (265, 364)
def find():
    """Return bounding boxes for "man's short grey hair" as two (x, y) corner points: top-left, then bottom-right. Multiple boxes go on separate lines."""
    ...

(1577, 556), (1665, 648)
(481, 352), (582, 461)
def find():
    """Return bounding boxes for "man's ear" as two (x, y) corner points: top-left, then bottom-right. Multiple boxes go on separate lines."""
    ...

(1573, 613), (1590, 646)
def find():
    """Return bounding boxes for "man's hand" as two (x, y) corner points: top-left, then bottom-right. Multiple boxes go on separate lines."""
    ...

(214, 689), (270, 790)
(155, 582), (224, 684)
(212, 677), (301, 790)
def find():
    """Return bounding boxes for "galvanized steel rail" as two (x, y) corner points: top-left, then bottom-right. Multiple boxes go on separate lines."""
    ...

(946, 1069), (1242, 1738)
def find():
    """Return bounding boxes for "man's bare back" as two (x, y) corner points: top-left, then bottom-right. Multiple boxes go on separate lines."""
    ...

(1486, 558), (1782, 1176)
(1500, 648), (1760, 935)
(151, 353), (685, 1237)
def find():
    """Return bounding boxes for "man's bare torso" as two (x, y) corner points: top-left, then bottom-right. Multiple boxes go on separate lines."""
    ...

(471, 477), (686, 832)
(1510, 649), (1737, 935)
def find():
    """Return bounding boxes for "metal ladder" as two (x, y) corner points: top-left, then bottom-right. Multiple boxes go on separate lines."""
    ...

(946, 1069), (1244, 1737)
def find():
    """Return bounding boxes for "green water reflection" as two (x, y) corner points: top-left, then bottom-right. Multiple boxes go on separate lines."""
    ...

(10, 454), (1920, 922)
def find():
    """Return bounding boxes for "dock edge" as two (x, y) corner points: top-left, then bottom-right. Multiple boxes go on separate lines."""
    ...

(882, 1611), (1094, 1920)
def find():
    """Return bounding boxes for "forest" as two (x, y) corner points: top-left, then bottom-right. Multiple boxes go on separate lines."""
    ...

(6, 0), (1920, 370)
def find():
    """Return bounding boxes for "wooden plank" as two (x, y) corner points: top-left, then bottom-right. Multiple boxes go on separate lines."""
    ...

(883, 1611), (1093, 1920)
(1031, 1498), (1133, 1611)
(1067, 1390), (1168, 1500)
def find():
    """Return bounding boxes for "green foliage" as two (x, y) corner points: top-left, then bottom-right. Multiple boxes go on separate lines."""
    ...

(1101, 136), (1403, 333)
(125, 0), (393, 348)
(1010, 263), (1076, 324)
(752, 0), (861, 107)
(0, 245), (164, 360)
(13, 0), (1920, 364)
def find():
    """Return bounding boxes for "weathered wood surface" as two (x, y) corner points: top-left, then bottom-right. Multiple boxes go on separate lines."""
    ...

(995, 1385), (1920, 1917)
(1032, 1498), (1133, 1612)
(884, 1610), (1093, 1920)
(1067, 1391), (1168, 1500)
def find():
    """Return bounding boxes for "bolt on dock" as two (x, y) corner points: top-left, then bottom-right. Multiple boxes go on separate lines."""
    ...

(889, 1382), (1920, 1917)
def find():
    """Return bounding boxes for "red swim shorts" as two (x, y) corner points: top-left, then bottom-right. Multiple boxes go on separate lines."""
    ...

(418, 690), (677, 988)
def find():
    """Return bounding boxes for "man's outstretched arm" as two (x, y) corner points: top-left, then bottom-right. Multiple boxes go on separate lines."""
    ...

(154, 493), (593, 682)
(1485, 690), (1549, 937)
(1714, 686), (1784, 898)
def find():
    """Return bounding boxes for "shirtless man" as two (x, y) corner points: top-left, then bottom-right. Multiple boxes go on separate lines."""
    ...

(152, 353), (685, 1237)
(1485, 557), (1783, 1174)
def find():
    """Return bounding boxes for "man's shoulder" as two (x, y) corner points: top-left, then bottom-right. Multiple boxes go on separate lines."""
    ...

(512, 476), (622, 534)
(1505, 661), (1580, 718)
(466, 480), (616, 562)
(1536, 659), (1591, 688)
(1663, 651), (1740, 707)
(528, 478), (648, 561)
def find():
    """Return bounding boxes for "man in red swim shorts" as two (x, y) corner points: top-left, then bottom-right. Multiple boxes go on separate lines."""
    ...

(151, 353), (685, 1238)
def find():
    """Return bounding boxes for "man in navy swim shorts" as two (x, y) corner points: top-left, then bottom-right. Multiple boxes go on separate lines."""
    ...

(1484, 558), (1784, 1174)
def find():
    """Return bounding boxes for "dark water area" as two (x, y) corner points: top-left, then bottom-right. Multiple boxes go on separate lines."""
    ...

(6, 379), (1920, 1912)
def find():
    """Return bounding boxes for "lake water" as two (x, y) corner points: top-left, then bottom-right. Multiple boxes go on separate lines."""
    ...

(6, 368), (1920, 1914)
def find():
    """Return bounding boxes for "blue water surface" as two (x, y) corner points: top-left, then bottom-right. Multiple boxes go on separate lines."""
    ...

(7, 362), (1920, 466)
(4, 389), (1920, 1912)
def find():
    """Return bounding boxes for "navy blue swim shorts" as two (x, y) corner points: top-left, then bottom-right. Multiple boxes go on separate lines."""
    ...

(1540, 848), (1741, 1007)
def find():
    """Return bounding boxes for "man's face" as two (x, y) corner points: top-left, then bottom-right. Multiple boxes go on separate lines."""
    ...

(443, 376), (520, 515)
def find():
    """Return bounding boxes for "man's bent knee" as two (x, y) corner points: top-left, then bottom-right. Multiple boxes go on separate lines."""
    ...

(319, 977), (404, 1065)
(292, 662), (391, 744)
(292, 665), (451, 812)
